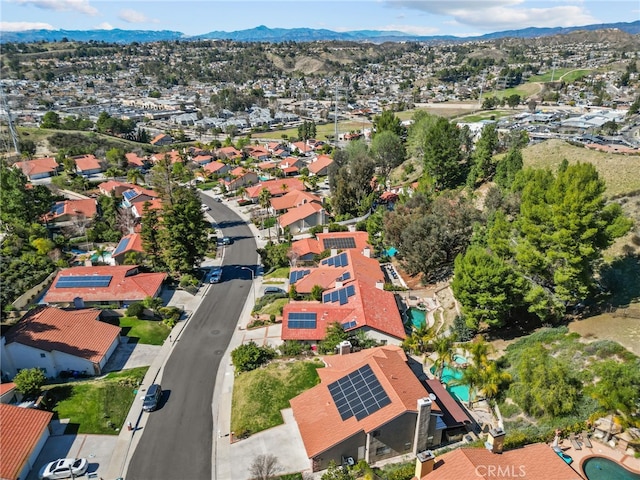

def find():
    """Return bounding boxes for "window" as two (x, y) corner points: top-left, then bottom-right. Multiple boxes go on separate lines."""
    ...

(40, 353), (46, 358)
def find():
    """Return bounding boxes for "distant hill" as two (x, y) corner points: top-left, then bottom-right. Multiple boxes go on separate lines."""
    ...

(1, 20), (639, 44)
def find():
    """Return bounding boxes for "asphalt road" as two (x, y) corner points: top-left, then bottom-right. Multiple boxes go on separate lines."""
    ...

(126, 196), (258, 480)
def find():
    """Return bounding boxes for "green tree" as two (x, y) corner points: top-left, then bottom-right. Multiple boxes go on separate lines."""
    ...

(372, 110), (404, 138)
(106, 148), (127, 169)
(432, 333), (457, 380)
(230, 341), (276, 372)
(318, 322), (349, 354)
(421, 116), (467, 190)
(258, 188), (272, 240)
(452, 245), (525, 329)
(588, 360), (640, 421)
(494, 147), (523, 189)
(467, 123), (499, 187)
(13, 368), (46, 397)
(321, 461), (355, 480)
(0, 163), (53, 233)
(140, 203), (165, 271)
(369, 130), (405, 189)
(506, 94), (521, 108)
(40, 111), (60, 129)
(401, 323), (436, 356)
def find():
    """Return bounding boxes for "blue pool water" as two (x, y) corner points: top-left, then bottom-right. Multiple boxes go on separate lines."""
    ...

(430, 356), (470, 403)
(386, 247), (398, 257)
(91, 252), (113, 263)
(583, 457), (640, 480)
(408, 308), (426, 329)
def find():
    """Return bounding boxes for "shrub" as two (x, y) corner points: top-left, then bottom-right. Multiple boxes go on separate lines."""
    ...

(231, 341), (277, 372)
(179, 274), (198, 288)
(126, 302), (145, 317)
(14, 368), (46, 397)
(279, 340), (311, 357)
(159, 306), (182, 328)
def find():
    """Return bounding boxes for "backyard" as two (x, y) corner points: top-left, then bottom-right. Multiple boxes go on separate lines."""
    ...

(43, 367), (148, 434)
(231, 359), (323, 438)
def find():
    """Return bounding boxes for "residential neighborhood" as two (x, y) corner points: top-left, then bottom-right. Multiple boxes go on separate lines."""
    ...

(1, 18), (640, 480)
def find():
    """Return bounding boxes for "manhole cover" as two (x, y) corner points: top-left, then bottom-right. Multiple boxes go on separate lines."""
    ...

(211, 329), (220, 335)
(214, 350), (224, 355)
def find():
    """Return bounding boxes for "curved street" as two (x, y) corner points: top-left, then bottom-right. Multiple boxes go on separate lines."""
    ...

(125, 195), (259, 480)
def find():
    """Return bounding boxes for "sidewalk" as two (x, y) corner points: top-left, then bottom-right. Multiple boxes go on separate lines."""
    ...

(105, 192), (266, 480)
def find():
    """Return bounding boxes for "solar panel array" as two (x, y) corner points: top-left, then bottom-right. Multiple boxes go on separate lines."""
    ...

(328, 364), (391, 421)
(322, 237), (356, 250)
(337, 271), (351, 282)
(51, 203), (64, 215)
(123, 190), (138, 201)
(342, 320), (357, 330)
(323, 284), (356, 305)
(321, 252), (349, 268)
(287, 312), (317, 329)
(113, 237), (131, 256)
(289, 269), (311, 284)
(56, 275), (113, 288)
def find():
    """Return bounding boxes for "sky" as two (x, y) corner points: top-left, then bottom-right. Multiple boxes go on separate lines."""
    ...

(0, 0), (638, 37)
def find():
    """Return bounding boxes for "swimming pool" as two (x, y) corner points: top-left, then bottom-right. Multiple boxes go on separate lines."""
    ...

(91, 252), (113, 263)
(430, 356), (470, 403)
(408, 307), (427, 329)
(582, 457), (640, 480)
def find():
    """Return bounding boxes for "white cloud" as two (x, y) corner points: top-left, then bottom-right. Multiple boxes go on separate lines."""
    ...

(386, 0), (598, 31)
(117, 8), (149, 24)
(95, 22), (114, 30)
(13, 0), (98, 16)
(0, 21), (54, 31)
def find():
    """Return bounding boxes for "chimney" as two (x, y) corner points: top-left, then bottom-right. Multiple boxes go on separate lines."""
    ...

(362, 246), (371, 258)
(487, 428), (506, 454)
(338, 340), (352, 355)
(335, 280), (343, 289)
(413, 397), (432, 454)
(331, 248), (337, 257)
(375, 280), (385, 290)
(323, 226), (329, 234)
(414, 450), (435, 478)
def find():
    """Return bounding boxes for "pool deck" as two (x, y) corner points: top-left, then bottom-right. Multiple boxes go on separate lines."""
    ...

(557, 436), (640, 478)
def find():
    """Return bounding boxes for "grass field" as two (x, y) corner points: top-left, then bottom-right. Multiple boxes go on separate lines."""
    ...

(231, 359), (323, 437)
(264, 267), (290, 280)
(528, 68), (582, 83)
(256, 298), (289, 317)
(45, 367), (148, 434)
(457, 110), (513, 122)
(521, 139), (640, 199)
(117, 316), (170, 345)
(252, 120), (372, 142)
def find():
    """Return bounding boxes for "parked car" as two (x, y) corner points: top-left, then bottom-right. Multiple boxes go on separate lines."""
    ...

(39, 458), (88, 479)
(222, 236), (232, 245)
(263, 286), (286, 296)
(142, 383), (163, 412)
(201, 203), (210, 211)
(209, 266), (222, 283)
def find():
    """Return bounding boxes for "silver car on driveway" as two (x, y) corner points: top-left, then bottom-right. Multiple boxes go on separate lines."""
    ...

(38, 458), (88, 479)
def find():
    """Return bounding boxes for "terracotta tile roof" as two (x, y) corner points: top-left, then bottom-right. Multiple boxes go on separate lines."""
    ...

(47, 198), (97, 221)
(113, 233), (144, 258)
(257, 161), (278, 170)
(192, 154), (213, 164)
(150, 133), (172, 145)
(278, 202), (323, 228)
(308, 154), (333, 174)
(424, 443), (582, 480)
(291, 237), (323, 257)
(74, 154), (101, 172)
(0, 382), (16, 396)
(245, 178), (306, 199)
(290, 346), (428, 458)
(0, 404), (53, 480)
(282, 251), (405, 341)
(270, 190), (322, 211)
(4, 306), (120, 364)
(291, 141), (314, 153)
(316, 231), (371, 252)
(14, 157), (58, 177)
(152, 150), (182, 164)
(99, 180), (137, 195)
(132, 198), (163, 218)
(281, 166), (299, 174)
(216, 146), (242, 159)
(230, 166), (249, 176)
(125, 152), (146, 167)
(203, 160), (228, 174)
(44, 265), (166, 304)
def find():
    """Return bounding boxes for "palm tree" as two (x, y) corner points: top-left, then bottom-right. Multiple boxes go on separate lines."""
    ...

(280, 182), (289, 195)
(401, 323), (436, 357)
(467, 337), (492, 367)
(258, 187), (272, 240)
(432, 332), (457, 380)
(94, 245), (108, 263)
(457, 364), (482, 408)
(127, 169), (144, 185)
(478, 361), (511, 401)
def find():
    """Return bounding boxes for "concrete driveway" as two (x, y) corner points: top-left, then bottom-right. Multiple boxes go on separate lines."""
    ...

(102, 339), (162, 373)
(26, 432), (118, 480)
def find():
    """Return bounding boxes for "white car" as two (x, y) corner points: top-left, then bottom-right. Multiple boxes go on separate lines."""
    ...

(201, 203), (210, 211)
(39, 458), (88, 479)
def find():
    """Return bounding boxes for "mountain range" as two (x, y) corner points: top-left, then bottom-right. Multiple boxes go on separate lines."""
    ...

(1, 20), (639, 44)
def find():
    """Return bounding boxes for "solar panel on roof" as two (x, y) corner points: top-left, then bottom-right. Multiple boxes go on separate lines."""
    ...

(328, 364), (390, 421)
(123, 190), (137, 201)
(342, 320), (357, 330)
(51, 203), (65, 215)
(287, 312), (317, 329)
(346, 285), (356, 297)
(113, 237), (131, 256)
(323, 293), (331, 303)
(322, 237), (357, 250)
(56, 275), (113, 288)
(338, 272), (351, 282)
(331, 291), (339, 302)
(339, 289), (348, 305)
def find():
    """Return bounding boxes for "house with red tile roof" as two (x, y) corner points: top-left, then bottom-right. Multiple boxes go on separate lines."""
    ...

(45, 198), (97, 225)
(74, 154), (103, 176)
(131, 198), (163, 219)
(216, 146), (242, 162)
(245, 177), (306, 201)
(308, 154), (333, 177)
(0, 382), (22, 404)
(291, 141), (314, 156)
(278, 202), (325, 234)
(112, 233), (145, 265)
(121, 185), (159, 208)
(0, 403), (53, 480)
(290, 345), (470, 472)
(222, 167), (259, 192)
(151, 149), (182, 164)
(1, 306), (121, 378)
(418, 442), (580, 480)
(192, 154), (214, 166)
(279, 156), (306, 170)
(245, 146), (271, 161)
(99, 180), (138, 197)
(203, 160), (231, 177)
(270, 190), (322, 214)
(257, 160), (279, 173)
(150, 133), (173, 146)
(44, 265), (166, 307)
(290, 231), (372, 262)
(125, 152), (147, 169)
(282, 250), (405, 344)
(14, 157), (59, 180)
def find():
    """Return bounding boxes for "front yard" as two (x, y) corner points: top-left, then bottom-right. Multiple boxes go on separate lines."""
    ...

(109, 316), (171, 345)
(231, 359), (323, 438)
(43, 367), (148, 434)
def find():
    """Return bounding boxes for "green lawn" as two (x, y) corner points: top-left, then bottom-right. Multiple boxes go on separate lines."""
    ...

(264, 267), (290, 280)
(458, 110), (513, 122)
(44, 367), (148, 434)
(257, 298), (289, 317)
(118, 316), (170, 345)
(528, 68), (590, 83)
(231, 360), (323, 437)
